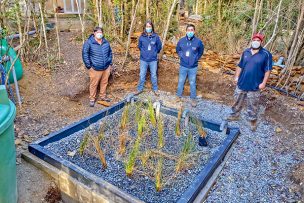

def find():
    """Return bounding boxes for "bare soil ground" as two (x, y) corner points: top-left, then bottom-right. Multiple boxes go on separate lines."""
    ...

(15, 31), (303, 202)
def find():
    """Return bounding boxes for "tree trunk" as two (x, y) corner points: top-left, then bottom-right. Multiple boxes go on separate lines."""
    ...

(217, 0), (222, 23)
(15, 1), (23, 60)
(52, 0), (61, 59)
(195, 0), (199, 15)
(120, 1), (124, 39)
(107, 0), (116, 30)
(122, 0), (140, 68)
(159, 0), (179, 60)
(264, 0), (282, 48)
(179, 0), (185, 17)
(38, 2), (50, 68)
(95, 0), (103, 27)
(203, 0), (207, 15)
(251, 0), (260, 37)
(75, 0), (85, 44)
(146, 0), (150, 19)
(276, 4), (304, 88)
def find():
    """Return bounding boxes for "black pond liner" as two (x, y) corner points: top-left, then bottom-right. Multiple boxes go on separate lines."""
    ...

(29, 100), (240, 203)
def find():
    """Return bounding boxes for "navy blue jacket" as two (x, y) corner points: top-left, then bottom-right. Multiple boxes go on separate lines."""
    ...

(138, 32), (162, 62)
(238, 47), (273, 91)
(82, 34), (113, 70)
(176, 36), (204, 68)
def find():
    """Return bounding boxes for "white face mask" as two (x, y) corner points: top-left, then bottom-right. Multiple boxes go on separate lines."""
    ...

(96, 33), (103, 39)
(251, 41), (261, 49)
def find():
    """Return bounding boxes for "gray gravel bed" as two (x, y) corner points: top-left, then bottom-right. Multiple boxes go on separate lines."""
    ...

(45, 103), (228, 203)
(140, 91), (302, 202)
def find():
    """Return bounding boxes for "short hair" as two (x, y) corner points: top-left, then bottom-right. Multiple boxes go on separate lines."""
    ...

(94, 26), (103, 32)
(186, 24), (195, 31)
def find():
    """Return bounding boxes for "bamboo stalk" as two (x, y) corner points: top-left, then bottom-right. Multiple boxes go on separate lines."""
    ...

(38, 2), (50, 68)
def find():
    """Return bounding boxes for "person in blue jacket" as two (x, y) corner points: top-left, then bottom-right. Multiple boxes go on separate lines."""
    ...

(82, 27), (113, 107)
(176, 24), (204, 107)
(227, 33), (272, 131)
(136, 20), (162, 96)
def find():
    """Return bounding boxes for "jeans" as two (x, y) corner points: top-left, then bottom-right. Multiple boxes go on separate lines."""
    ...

(230, 86), (260, 121)
(176, 66), (198, 99)
(137, 60), (158, 91)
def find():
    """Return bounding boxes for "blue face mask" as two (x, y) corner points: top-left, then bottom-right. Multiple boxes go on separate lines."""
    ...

(146, 28), (152, 33)
(96, 33), (103, 39)
(186, 31), (194, 38)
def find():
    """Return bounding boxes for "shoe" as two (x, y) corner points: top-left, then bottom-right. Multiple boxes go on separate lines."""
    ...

(89, 100), (95, 107)
(97, 100), (111, 107)
(226, 115), (240, 121)
(175, 96), (182, 102)
(191, 99), (197, 107)
(153, 90), (160, 96)
(250, 120), (257, 132)
(134, 90), (143, 95)
(99, 97), (111, 102)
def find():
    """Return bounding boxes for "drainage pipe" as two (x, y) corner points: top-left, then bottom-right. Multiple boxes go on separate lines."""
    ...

(153, 101), (161, 119)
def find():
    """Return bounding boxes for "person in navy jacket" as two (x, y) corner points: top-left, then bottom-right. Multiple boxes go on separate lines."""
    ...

(136, 20), (162, 96)
(82, 27), (113, 107)
(176, 24), (204, 107)
(227, 33), (272, 131)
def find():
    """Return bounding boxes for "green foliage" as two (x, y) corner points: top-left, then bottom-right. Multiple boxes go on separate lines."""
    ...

(175, 107), (183, 136)
(79, 132), (90, 156)
(155, 157), (163, 192)
(193, 117), (206, 138)
(141, 150), (151, 167)
(137, 111), (146, 137)
(157, 116), (164, 149)
(175, 131), (195, 172)
(135, 102), (143, 123)
(125, 135), (141, 176)
(120, 103), (130, 130)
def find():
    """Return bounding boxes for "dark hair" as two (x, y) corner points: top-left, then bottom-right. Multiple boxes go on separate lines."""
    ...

(186, 24), (195, 31)
(94, 26), (103, 32)
(142, 20), (155, 34)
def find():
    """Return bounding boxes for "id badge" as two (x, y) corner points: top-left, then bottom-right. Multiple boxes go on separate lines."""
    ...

(148, 44), (151, 51)
(186, 50), (190, 57)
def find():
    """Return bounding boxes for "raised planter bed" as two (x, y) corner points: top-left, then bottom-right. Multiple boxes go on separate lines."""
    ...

(29, 99), (240, 203)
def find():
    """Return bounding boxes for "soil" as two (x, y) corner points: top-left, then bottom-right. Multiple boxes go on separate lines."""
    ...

(14, 31), (303, 202)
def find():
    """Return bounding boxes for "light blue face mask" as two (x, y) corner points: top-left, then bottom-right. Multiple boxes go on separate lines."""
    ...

(146, 28), (152, 33)
(186, 31), (194, 38)
(96, 33), (103, 39)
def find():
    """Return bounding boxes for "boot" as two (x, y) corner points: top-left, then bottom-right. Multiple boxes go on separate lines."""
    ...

(250, 120), (257, 132)
(227, 114), (240, 121)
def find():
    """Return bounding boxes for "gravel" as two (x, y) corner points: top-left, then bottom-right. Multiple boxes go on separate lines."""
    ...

(44, 90), (301, 202)
(45, 97), (228, 203)
(139, 91), (302, 202)
(138, 92), (304, 203)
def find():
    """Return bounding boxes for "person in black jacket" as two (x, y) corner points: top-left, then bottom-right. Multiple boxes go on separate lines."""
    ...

(136, 20), (162, 96)
(82, 27), (113, 107)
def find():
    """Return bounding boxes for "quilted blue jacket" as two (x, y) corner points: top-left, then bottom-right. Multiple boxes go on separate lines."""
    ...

(82, 34), (113, 70)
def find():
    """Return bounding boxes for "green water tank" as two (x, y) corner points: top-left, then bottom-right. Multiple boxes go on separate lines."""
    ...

(0, 85), (17, 203)
(0, 38), (23, 84)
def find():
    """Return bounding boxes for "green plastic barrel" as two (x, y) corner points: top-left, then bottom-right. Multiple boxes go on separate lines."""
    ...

(0, 85), (17, 203)
(0, 38), (23, 84)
